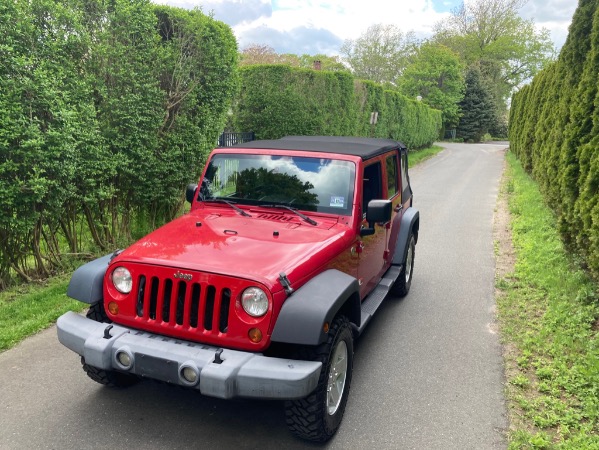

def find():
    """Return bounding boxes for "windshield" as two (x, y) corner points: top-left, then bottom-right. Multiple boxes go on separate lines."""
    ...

(200, 154), (356, 215)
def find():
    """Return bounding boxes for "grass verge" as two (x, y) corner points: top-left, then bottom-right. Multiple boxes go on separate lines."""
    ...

(408, 145), (444, 167)
(497, 152), (599, 449)
(0, 275), (87, 351)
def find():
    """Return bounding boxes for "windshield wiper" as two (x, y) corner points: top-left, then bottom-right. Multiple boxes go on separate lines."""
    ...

(204, 198), (252, 217)
(261, 204), (317, 226)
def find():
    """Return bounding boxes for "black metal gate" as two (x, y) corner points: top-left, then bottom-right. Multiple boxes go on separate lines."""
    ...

(218, 132), (255, 147)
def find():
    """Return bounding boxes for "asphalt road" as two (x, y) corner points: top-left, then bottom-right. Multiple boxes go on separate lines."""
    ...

(0, 142), (508, 450)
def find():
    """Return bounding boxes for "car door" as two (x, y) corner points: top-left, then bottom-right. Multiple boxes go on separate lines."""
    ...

(358, 159), (387, 297)
(385, 150), (404, 264)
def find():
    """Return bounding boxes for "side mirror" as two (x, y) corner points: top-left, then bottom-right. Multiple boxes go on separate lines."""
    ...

(360, 199), (392, 237)
(186, 183), (198, 203)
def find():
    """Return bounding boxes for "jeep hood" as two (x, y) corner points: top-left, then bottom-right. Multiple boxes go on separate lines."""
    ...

(115, 208), (352, 291)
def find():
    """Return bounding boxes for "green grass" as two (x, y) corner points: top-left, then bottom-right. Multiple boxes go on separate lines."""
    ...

(498, 152), (599, 449)
(408, 145), (444, 167)
(0, 275), (87, 351)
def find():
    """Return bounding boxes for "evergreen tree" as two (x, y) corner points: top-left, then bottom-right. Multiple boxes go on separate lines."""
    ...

(456, 67), (496, 142)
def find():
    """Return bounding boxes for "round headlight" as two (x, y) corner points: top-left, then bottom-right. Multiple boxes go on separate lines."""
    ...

(112, 266), (132, 294)
(241, 287), (269, 317)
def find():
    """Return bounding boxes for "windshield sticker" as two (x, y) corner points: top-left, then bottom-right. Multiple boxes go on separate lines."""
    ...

(330, 196), (345, 208)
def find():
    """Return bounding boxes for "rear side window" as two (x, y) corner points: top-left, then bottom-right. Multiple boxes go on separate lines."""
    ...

(400, 150), (411, 202)
(386, 154), (398, 199)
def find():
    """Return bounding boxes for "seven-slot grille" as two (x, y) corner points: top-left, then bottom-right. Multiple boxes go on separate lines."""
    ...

(135, 274), (231, 333)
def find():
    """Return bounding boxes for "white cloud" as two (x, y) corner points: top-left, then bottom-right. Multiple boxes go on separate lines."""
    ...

(520, 0), (577, 50)
(268, 0), (448, 39)
(152, 0), (576, 55)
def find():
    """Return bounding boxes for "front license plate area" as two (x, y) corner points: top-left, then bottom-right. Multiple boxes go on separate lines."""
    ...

(135, 354), (179, 383)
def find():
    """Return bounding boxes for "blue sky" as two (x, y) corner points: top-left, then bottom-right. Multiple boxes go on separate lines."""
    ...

(430, 0), (460, 13)
(153, 0), (576, 56)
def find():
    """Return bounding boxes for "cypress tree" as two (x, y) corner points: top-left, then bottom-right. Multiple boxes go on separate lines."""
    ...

(509, 0), (599, 276)
(573, 3), (599, 269)
(557, 0), (598, 245)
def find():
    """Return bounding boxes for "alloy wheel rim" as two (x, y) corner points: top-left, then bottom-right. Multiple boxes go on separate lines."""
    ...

(405, 242), (413, 283)
(326, 340), (348, 415)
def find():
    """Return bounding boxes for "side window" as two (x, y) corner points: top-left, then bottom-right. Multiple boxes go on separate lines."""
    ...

(400, 150), (411, 202)
(363, 162), (382, 214)
(386, 154), (398, 199)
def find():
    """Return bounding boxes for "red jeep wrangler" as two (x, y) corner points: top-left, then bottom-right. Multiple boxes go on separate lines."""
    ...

(57, 136), (419, 442)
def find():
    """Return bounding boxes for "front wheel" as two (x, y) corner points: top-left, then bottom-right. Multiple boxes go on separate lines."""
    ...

(392, 232), (415, 297)
(284, 315), (354, 442)
(83, 304), (137, 388)
(81, 358), (139, 388)
(86, 301), (111, 323)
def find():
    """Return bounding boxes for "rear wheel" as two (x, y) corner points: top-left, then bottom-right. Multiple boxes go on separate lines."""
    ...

(284, 315), (354, 442)
(392, 232), (415, 297)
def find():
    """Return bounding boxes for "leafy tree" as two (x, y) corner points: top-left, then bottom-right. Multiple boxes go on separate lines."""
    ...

(433, 0), (555, 118)
(456, 67), (496, 142)
(240, 45), (348, 72)
(398, 42), (465, 129)
(340, 24), (417, 86)
(296, 54), (348, 72)
(240, 44), (279, 65)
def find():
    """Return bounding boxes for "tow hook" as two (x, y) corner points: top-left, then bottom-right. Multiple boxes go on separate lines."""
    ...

(214, 348), (224, 364)
(103, 325), (113, 339)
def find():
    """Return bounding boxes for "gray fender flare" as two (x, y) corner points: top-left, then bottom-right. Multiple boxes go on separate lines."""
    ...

(270, 269), (361, 346)
(66, 254), (113, 304)
(392, 207), (420, 266)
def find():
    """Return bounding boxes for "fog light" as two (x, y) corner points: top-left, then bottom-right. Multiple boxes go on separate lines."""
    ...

(248, 328), (262, 343)
(181, 366), (198, 384)
(108, 302), (119, 315)
(116, 351), (132, 368)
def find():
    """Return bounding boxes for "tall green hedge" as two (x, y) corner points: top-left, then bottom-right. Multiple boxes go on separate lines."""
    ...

(0, 0), (238, 287)
(509, 0), (599, 277)
(234, 65), (442, 149)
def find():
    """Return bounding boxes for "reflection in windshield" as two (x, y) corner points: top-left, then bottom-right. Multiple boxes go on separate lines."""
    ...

(202, 154), (355, 215)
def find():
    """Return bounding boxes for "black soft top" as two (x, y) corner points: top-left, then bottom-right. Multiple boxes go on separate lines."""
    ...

(231, 136), (406, 160)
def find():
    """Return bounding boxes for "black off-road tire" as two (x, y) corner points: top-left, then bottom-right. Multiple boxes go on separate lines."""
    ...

(284, 315), (354, 442)
(86, 301), (111, 323)
(81, 358), (139, 388)
(392, 232), (415, 297)
(82, 303), (138, 388)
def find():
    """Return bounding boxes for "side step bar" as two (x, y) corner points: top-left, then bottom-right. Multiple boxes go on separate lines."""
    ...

(357, 265), (402, 334)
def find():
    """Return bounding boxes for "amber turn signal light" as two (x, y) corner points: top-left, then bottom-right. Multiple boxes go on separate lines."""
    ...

(108, 302), (119, 315)
(248, 328), (262, 343)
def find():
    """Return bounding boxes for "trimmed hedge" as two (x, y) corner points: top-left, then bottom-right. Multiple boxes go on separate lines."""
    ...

(0, 0), (238, 287)
(509, 0), (599, 277)
(234, 65), (442, 149)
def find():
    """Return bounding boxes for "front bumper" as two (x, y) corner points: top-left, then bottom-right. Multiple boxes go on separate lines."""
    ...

(57, 311), (322, 400)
